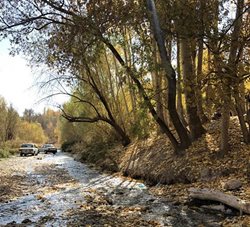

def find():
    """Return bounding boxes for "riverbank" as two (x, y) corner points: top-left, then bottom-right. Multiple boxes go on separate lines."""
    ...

(73, 117), (250, 226)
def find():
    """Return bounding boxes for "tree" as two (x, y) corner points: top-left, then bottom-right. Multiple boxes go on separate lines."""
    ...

(1, 0), (250, 154)
(0, 97), (20, 142)
(5, 105), (19, 141)
(0, 96), (8, 142)
(17, 121), (47, 144)
(146, 0), (192, 148)
(1, 0), (184, 151)
(23, 109), (36, 123)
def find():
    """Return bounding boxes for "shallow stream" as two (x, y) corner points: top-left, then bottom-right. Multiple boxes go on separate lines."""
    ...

(0, 152), (225, 226)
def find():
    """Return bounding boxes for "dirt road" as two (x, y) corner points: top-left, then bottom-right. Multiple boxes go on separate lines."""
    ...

(0, 152), (224, 226)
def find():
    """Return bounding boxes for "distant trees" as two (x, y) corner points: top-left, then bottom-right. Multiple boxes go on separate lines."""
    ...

(36, 109), (60, 143)
(1, 0), (250, 154)
(23, 109), (36, 123)
(0, 96), (19, 142)
(21, 108), (60, 144)
(0, 96), (59, 145)
(0, 97), (8, 142)
(5, 105), (19, 141)
(17, 121), (47, 144)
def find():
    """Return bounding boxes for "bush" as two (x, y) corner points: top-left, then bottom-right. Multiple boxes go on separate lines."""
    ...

(0, 140), (22, 156)
(0, 149), (10, 158)
(9, 148), (18, 155)
(2, 139), (24, 149)
(61, 141), (78, 152)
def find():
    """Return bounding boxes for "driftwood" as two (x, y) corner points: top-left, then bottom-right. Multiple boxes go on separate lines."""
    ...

(189, 188), (250, 214)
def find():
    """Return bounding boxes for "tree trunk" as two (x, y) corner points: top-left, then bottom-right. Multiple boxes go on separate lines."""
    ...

(234, 86), (250, 143)
(180, 37), (206, 141)
(88, 74), (131, 146)
(152, 41), (164, 128)
(205, 50), (213, 116)
(220, 78), (231, 155)
(105, 50), (129, 132)
(176, 38), (188, 127)
(228, 0), (246, 143)
(103, 39), (181, 151)
(108, 120), (131, 146)
(146, 0), (191, 150)
(197, 38), (209, 123)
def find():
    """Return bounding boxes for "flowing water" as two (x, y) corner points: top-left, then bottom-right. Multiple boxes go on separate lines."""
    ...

(0, 152), (225, 226)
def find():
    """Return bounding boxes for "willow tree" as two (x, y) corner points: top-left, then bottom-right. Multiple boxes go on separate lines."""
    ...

(45, 28), (132, 146)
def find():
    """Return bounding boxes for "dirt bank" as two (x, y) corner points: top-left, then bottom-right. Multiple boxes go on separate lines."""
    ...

(75, 117), (250, 226)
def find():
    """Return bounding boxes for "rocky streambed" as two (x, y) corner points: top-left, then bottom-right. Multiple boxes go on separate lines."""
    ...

(0, 152), (226, 226)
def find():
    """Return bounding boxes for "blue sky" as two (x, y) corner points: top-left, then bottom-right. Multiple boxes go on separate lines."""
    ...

(0, 39), (67, 115)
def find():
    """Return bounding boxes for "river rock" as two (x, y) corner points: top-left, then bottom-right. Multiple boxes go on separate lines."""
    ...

(221, 179), (242, 190)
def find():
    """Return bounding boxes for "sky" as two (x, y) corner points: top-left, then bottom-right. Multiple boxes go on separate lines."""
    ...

(0, 39), (68, 115)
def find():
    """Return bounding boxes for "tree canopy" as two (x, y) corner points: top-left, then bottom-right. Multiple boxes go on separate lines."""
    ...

(1, 0), (250, 154)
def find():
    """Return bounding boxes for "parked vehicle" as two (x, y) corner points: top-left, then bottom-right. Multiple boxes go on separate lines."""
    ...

(39, 144), (57, 154)
(19, 143), (39, 156)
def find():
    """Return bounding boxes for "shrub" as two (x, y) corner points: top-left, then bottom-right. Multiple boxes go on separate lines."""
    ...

(0, 149), (10, 158)
(2, 139), (23, 149)
(61, 141), (78, 152)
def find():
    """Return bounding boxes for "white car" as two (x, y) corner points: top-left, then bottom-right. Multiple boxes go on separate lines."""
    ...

(19, 143), (39, 156)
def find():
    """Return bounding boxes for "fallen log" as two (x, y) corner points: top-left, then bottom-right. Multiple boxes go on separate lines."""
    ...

(189, 188), (250, 215)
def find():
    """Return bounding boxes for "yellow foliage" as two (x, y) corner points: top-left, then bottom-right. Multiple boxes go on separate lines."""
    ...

(17, 121), (47, 144)
(245, 81), (250, 90)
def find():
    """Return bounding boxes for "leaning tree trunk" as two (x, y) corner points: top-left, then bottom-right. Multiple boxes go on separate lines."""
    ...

(146, 0), (191, 150)
(103, 39), (181, 151)
(152, 40), (165, 130)
(88, 73), (131, 146)
(108, 119), (131, 146)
